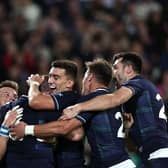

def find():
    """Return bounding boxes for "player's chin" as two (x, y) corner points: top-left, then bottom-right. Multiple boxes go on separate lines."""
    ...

(49, 90), (56, 94)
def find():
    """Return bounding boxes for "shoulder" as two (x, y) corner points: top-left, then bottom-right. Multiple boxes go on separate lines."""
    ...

(121, 76), (148, 95)
(52, 91), (80, 98)
(78, 89), (111, 103)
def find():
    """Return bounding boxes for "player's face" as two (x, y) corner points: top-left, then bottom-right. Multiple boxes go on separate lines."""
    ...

(82, 70), (91, 95)
(0, 87), (18, 106)
(48, 67), (72, 93)
(112, 58), (127, 84)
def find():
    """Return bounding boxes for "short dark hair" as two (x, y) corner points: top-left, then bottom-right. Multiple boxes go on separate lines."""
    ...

(51, 59), (79, 91)
(112, 52), (142, 74)
(0, 80), (19, 93)
(86, 59), (112, 87)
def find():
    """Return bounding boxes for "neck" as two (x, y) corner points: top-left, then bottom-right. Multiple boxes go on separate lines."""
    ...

(90, 83), (108, 93)
(127, 73), (139, 80)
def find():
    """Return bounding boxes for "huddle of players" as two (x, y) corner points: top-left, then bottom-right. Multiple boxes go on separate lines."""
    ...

(0, 52), (168, 168)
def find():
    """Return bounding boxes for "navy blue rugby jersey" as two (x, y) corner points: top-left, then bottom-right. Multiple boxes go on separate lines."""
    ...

(51, 91), (80, 111)
(122, 75), (168, 155)
(50, 91), (82, 151)
(75, 89), (130, 168)
(0, 95), (59, 154)
(0, 95), (59, 125)
(0, 91), (81, 153)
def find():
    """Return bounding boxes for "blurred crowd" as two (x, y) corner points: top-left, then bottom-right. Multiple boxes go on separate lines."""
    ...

(0, 0), (168, 98)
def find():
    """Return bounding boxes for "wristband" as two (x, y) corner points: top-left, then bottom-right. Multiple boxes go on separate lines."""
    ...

(25, 125), (35, 136)
(0, 125), (9, 137)
(31, 81), (40, 86)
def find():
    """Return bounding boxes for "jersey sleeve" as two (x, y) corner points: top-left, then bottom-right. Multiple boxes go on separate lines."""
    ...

(75, 91), (106, 124)
(122, 78), (144, 96)
(75, 112), (94, 124)
(50, 91), (79, 110)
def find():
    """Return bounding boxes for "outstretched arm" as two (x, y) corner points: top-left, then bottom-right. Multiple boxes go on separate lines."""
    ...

(60, 86), (133, 120)
(34, 118), (83, 138)
(10, 118), (84, 141)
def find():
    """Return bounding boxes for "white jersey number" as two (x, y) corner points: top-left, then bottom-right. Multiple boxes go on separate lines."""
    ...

(156, 93), (167, 122)
(115, 112), (125, 138)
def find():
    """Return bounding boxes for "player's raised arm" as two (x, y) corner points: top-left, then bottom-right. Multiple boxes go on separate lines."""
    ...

(28, 74), (55, 110)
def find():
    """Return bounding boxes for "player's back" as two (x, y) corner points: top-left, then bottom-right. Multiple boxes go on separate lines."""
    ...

(77, 89), (132, 168)
(123, 76), (168, 156)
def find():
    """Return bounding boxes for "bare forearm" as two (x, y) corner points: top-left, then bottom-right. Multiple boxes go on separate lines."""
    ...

(28, 83), (55, 110)
(80, 94), (114, 112)
(0, 136), (8, 160)
(34, 122), (63, 137)
(28, 83), (41, 107)
(79, 87), (133, 112)
(61, 87), (133, 120)
(34, 119), (81, 137)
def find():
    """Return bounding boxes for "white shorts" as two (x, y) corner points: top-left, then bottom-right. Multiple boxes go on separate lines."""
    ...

(148, 148), (168, 160)
(108, 159), (136, 168)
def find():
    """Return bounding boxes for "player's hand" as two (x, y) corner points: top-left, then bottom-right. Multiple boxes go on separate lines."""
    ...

(9, 121), (27, 140)
(59, 104), (81, 120)
(123, 112), (134, 129)
(27, 74), (44, 86)
(2, 105), (23, 127)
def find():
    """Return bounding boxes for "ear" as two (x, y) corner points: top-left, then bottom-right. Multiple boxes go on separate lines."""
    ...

(67, 79), (75, 89)
(87, 73), (94, 82)
(126, 65), (132, 74)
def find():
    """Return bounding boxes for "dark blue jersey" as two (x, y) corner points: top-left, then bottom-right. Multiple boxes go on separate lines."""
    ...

(122, 76), (168, 156)
(0, 95), (59, 150)
(0, 95), (58, 168)
(51, 91), (83, 153)
(0, 91), (84, 167)
(51, 91), (80, 111)
(76, 89), (130, 168)
(51, 91), (85, 168)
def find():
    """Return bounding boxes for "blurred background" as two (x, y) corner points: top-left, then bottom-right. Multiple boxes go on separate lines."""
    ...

(0, 0), (168, 100)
